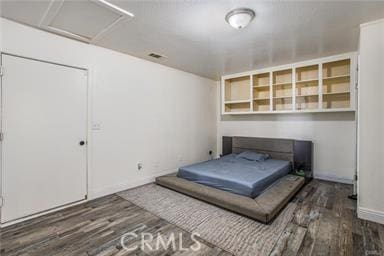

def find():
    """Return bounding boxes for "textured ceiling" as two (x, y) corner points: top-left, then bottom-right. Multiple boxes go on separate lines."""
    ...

(1, 0), (384, 80)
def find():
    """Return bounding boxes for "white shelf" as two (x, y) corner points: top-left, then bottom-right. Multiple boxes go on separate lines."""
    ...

(296, 79), (318, 84)
(322, 74), (350, 80)
(323, 91), (350, 96)
(296, 93), (319, 97)
(224, 100), (251, 104)
(273, 96), (292, 99)
(253, 97), (270, 101)
(273, 82), (292, 86)
(253, 84), (270, 88)
(222, 108), (355, 115)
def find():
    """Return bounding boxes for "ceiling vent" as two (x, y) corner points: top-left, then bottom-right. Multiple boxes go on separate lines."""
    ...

(148, 53), (167, 60)
(39, 0), (133, 43)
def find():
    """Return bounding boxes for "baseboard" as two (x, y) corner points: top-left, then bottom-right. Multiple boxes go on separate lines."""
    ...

(89, 169), (177, 199)
(1, 199), (86, 228)
(1, 169), (176, 228)
(358, 207), (384, 225)
(314, 173), (354, 184)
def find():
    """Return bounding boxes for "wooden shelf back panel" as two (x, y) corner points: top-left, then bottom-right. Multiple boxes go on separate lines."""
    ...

(225, 76), (250, 101)
(296, 65), (319, 81)
(323, 76), (350, 93)
(323, 59), (350, 78)
(273, 84), (292, 98)
(296, 81), (319, 96)
(273, 69), (292, 84)
(225, 102), (251, 112)
(253, 73), (270, 86)
(253, 99), (270, 111)
(323, 93), (350, 109)
(273, 98), (292, 111)
(296, 95), (319, 110)
(253, 86), (270, 99)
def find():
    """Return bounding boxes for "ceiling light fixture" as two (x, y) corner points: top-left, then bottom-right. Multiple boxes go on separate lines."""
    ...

(225, 8), (255, 29)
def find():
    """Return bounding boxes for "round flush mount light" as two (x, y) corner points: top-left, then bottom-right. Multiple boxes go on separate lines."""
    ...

(225, 8), (255, 29)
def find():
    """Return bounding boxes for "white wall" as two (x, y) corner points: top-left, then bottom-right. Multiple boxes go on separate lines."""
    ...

(217, 85), (357, 183)
(358, 19), (384, 224)
(0, 18), (217, 199)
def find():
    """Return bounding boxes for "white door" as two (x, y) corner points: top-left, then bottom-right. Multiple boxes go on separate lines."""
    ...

(1, 54), (88, 223)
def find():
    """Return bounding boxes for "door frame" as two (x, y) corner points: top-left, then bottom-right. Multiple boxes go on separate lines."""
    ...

(0, 52), (91, 226)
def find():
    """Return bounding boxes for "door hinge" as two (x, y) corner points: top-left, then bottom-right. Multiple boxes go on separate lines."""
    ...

(0, 132), (3, 142)
(0, 66), (3, 77)
(0, 197), (4, 207)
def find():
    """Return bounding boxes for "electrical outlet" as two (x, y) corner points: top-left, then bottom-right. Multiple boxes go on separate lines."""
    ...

(92, 123), (101, 130)
(137, 163), (143, 170)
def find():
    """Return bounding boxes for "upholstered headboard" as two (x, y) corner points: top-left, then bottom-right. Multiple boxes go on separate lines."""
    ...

(222, 136), (313, 173)
(232, 137), (294, 162)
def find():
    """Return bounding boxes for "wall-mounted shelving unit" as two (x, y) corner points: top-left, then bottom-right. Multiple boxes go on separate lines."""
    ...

(221, 52), (356, 115)
(295, 64), (319, 110)
(224, 76), (251, 113)
(252, 73), (270, 112)
(322, 59), (351, 109)
(272, 69), (293, 111)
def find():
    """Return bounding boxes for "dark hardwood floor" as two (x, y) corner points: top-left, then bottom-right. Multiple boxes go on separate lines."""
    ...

(1, 179), (383, 256)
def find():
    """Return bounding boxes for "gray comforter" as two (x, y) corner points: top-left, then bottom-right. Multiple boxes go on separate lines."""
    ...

(177, 154), (291, 198)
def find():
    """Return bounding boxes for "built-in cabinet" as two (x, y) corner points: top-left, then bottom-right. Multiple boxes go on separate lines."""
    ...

(222, 53), (356, 114)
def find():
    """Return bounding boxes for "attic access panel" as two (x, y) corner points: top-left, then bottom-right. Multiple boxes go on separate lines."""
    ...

(40, 0), (133, 43)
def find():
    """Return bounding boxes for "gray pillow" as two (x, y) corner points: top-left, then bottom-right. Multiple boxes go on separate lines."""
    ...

(236, 151), (269, 161)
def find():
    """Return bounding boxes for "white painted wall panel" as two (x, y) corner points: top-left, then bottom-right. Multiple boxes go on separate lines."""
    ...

(217, 83), (356, 183)
(0, 18), (217, 200)
(358, 19), (384, 222)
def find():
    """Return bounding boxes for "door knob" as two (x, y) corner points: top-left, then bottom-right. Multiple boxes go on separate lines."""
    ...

(79, 141), (85, 146)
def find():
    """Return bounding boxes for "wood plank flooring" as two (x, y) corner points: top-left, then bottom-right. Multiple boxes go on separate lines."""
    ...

(1, 179), (383, 256)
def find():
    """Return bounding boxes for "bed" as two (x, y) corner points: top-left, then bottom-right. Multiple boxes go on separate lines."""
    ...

(156, 136), (312, 223)
(178, 154), (291, 198)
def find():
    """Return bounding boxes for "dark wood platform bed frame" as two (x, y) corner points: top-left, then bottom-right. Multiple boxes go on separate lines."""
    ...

(156, 137), (313, 223)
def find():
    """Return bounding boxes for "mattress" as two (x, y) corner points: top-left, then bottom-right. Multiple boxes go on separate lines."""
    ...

(177, 154), (291, 198)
